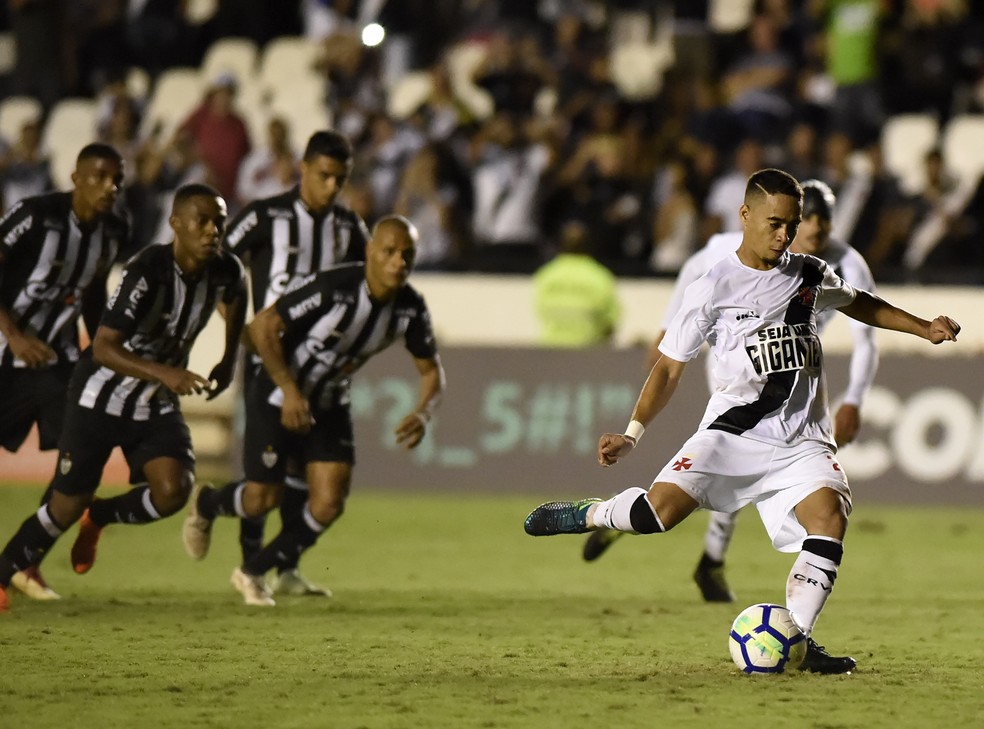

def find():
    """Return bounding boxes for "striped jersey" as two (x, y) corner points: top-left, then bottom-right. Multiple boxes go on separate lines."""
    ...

(0, 192), (127, 367)
(267, 264), (437, 410)
(224, 187), (369, 313)
(73, 243), (245, 420)
(659, 252), (856, 447)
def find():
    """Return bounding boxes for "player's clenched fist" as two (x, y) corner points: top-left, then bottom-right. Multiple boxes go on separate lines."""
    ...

(598, 433), (636, 467)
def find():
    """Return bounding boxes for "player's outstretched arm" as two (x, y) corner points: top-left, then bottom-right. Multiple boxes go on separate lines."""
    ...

(395, 354), (446, 449)
(598, 354), (687, 467)
(92, 327), (210, 395)
(839, 290), (960, 344)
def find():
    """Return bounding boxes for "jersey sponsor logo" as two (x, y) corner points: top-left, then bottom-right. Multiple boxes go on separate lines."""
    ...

(24, 280), (83, 303)
(745, 323), (822, 376)
(43, 217), (65, 231)
(3, 214), (33, 247)
(225, 210), (258, 247)
(266, 207), (293, 219)
(125, 276), (150, 319)
(0, 200), (24, 226)
(288, 292), (322, 320)
(736, 311), (758, 321)
(278, 272), (316, 296)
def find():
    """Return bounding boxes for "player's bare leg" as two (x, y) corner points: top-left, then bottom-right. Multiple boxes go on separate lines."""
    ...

(693, 510), (738, 603)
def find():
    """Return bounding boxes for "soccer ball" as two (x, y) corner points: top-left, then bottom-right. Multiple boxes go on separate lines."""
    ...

(728, 603), (807, 674)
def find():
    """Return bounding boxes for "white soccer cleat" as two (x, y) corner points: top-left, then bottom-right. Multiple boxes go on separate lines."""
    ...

(10, 565), (61, 600)
(274, 568), (333, 597)
(230, 567), (275, 607)
(182, 482), (214, 560)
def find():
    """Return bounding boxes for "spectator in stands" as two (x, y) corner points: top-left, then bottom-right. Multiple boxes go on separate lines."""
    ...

(9, 0), (66, 109)
(178, 72), (252, 207)
(533, 219), (620, 348)
(702, 137), (763, 241)
(236, 116), (299, 203)
(472, 29), (555, 120)
(0, 118), (52, 213)
(394, 142), (467, 270)
(649, 157), (700, 273)
(468, 111), (553, 273)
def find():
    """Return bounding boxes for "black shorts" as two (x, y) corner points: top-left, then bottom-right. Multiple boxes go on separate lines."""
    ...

(50, 398), (195, 496)
(0, 363), (74, 452)
(243, 373), (354, 483)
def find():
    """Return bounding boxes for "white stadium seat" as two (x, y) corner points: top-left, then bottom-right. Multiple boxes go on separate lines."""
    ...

(259, 36), (322, 96)
(140, 67), (204, 141)
(41, 98), (98, 190)
(881, 114), (940, 195)
(940, 114), (984, 190)
(202, 37), (259, 87)
(0, 95), (42, 143)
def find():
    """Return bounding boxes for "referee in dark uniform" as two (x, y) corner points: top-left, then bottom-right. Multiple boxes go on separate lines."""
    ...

(221, 129), (370, 597)
(183, 215), (445, 606)
(0, 142), (127, 601)
(0, 183), (247, 613)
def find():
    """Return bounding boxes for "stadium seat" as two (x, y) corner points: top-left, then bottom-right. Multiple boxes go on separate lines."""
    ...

(268, 93), (332, 152)
(708, 0), (756, 33)
(0, 32), (15, 77)
(0, 95), (42, 143)
(444, 41), (494, 121)
(139, 67), (204, 141)
(610, 41), (674, 100)
(41, 98), (98, 190)
(386, 71), (433, 119)
(202, 37), (259, 87)
(940, 114), (984, 190)
(881, 114), (940, 195)
(259, 36), (322, 97)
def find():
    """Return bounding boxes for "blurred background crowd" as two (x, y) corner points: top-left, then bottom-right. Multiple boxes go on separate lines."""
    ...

(1, 0), (983, 283)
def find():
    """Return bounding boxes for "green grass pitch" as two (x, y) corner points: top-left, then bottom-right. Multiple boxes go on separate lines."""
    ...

(2, 484), (983, 729)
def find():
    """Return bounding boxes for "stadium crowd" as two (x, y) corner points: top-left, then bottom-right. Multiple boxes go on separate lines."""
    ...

(1, 0), (983, 283)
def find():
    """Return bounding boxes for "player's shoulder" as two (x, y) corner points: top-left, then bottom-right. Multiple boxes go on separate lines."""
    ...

(332, 204), (369, 231)
(395, 281), (428, 310)
(224, 192), (295, 247)
(288, 262), (364, 295)
(124, 241), (171, 270)
(210, 247), (246, 283)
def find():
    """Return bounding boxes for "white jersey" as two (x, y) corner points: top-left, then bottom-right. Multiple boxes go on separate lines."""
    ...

(659, 252), (857, 447)
(661, 232), (878, 407)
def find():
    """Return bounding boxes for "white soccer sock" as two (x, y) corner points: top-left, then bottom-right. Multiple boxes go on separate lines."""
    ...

(786, 536), (843, 636)
(590, 487), (663, 533)
(703, 511), (737, 562)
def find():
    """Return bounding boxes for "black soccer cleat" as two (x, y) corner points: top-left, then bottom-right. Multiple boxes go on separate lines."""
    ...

(693, 552), (736, 603)
(524, 499), (601, 536)
(798, 637), (857, 674)
(582, 528), (624, 561)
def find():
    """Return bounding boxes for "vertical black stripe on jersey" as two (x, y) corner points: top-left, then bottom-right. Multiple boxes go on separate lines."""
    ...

(15, 227), (71, 331)
(92, 372), (126, 413)
(293, 300), (362, 390)
(708, 262), (824, 435)
(284, 214), (301, 282)
(32, 229), (91, 344)
(308, 303), (385, 406)
(308, 211), (324, 271)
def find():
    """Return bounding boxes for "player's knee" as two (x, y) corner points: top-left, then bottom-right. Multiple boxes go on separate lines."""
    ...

(630, 494), (665, 534)
(153, 473), (194, 516)
(308, 497), (344, 526)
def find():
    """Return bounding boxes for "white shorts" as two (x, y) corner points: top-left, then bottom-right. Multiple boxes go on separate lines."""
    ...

(653, 430), (851, 553)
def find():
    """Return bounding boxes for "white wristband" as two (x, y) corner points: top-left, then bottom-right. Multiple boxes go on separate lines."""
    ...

(624, 419), (645, 446)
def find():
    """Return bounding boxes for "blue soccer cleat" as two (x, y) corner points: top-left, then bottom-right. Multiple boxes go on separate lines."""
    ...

(524, 498), (602, 536)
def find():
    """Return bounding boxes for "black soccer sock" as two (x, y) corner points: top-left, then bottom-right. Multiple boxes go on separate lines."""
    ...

(277, 486), (309, 572)
(199, 480), (245, 521)
(239, 515), (266, 562)
(243, 505), (325, 576)
(0, 505), (67, 585)
(88, 485), (162, 526)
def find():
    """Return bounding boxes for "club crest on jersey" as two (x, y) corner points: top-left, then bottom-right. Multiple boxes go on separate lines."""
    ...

(794, 285), (817, 308)
(745, 323), (822, 376)
(59, 452), (72, 475)
(262, 448), (278, 468)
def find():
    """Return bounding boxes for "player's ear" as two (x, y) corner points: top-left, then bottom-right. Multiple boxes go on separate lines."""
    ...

(739, 203), (750, 225)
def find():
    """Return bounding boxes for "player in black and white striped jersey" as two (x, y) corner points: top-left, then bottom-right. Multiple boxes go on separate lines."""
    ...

(183, 216), (445, 607)
(0, 184), (247, 612)
(0, 142), (127, 601)
(223, 130), (370, 596)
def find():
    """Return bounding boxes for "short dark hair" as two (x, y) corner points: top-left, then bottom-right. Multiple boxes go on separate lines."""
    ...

(801, 179), (836, 220)
(76, 143), (123, 166)
(303, 130), (353, 164)
(172, 183), (222, 210)
(744, 168), (802, 205)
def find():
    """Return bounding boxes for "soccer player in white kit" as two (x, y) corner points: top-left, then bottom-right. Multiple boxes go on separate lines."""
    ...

(582, 180), (879, 605)
(524, 169), (961, 674)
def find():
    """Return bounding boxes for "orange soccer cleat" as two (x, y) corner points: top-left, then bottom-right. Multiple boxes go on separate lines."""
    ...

(71, 509), (103, 574)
